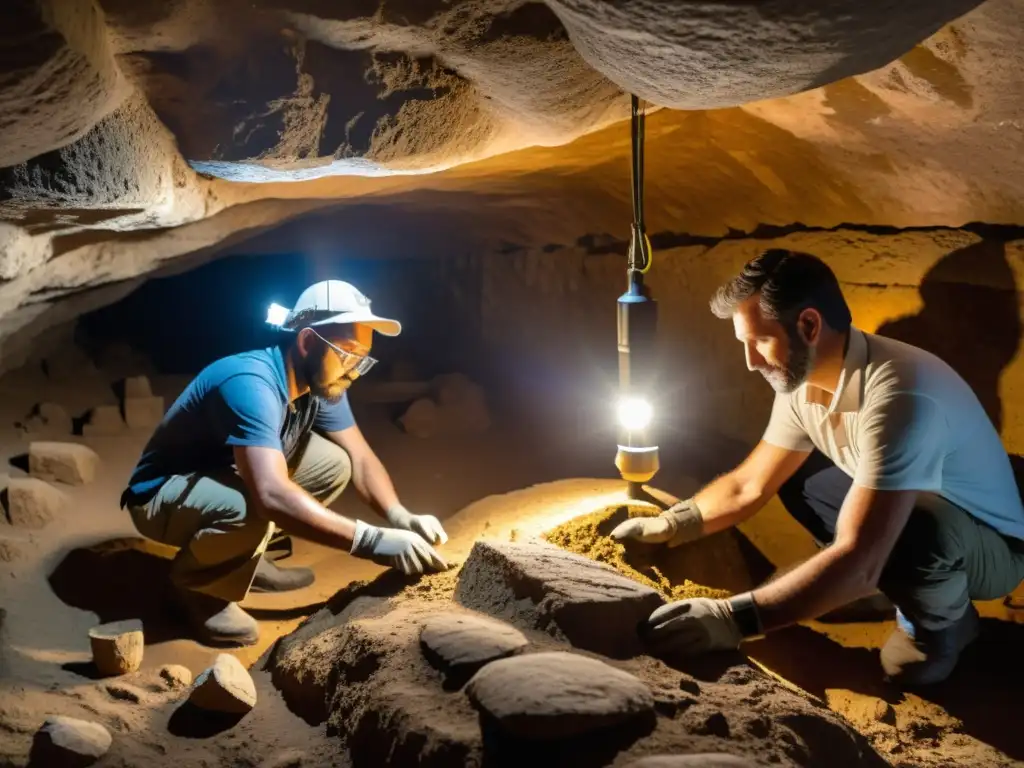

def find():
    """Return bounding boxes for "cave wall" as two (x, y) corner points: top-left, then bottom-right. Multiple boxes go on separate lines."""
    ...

(463, 230), (1024, 454)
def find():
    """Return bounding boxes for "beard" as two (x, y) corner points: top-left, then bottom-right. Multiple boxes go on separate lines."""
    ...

(303, 356), (351, 403)
(756, 330), (814, 394)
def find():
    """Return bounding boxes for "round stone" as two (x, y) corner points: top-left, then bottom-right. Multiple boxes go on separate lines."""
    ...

(420, 611), (528, 684)
(30, 716), (112, 767)
(465, 651), (654, 740)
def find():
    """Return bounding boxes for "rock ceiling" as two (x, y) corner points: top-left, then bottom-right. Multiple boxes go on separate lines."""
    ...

(0, 0), (1022, 366)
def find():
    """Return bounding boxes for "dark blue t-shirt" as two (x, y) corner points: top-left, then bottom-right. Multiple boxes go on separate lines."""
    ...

(121, 345), (355, 507)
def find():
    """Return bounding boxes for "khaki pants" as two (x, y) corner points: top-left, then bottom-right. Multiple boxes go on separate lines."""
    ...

(129, 433), (352, 602)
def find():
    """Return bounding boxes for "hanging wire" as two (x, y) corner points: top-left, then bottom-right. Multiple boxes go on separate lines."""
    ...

(628, 94), (653, 275)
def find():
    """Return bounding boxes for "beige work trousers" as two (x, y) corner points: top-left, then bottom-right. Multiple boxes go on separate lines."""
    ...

(128, 432), (352, 602)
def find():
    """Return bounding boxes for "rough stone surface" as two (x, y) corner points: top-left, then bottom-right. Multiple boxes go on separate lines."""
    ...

(420, 611), (529, 686)
(89, 619), (144, 677)
(29, 716), (112, 768)
(124, 396), (165, 429)
(454, 540), (664, 658)
(465, 651), (655, 740)
(189, 653), (257, 715)
(158, 664), (193, 690)
(82, 405), (126, 437)
(0, 1), (1022, 372)
(4, 477), (66, 529)
(28, 441), (100, 486)
(104, 682), (144, 704)
(123, 375), (153, 398)
(0, 535), (22, 562)
(625, 756), (757, 768)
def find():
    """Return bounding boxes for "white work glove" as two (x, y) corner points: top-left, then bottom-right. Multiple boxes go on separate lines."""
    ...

(384, 503), (449, 546)
(609, 498), (704, 547)
(350, 519), (448, 575)
(642, 594), (762, 657)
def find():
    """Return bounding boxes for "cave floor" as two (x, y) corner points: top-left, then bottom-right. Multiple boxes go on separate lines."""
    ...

(0, 369), (1022, 768)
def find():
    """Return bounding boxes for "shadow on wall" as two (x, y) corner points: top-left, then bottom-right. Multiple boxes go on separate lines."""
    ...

(876, 240), (1024, 488)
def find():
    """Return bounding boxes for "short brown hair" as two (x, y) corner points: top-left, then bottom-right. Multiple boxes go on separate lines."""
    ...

(710, 249), (852, 332)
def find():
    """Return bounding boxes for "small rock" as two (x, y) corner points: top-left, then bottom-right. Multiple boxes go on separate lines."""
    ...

(29, 442), (100, 486)
(455, 540), (664, 658)
(626, 756), (757, 768)
(420, 611), (528, 685)
(399, 398), (439, 438)
(5, 478), (67, 528)
(89, 619), (144, 676)
(159, 664), (192, 690)
(188, 653), (257, 714)
(83, 405), (125, 437)
(124, 396), (165, 429)
(123, 375), (153, 398)
(30, 716), (112, 767)
(872, 699), (896, 725)
(105, 682), (143, 704)
(465, 651), (654, 740)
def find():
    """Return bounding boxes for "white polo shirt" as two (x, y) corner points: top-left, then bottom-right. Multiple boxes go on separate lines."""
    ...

(763, 327), (1024, 541)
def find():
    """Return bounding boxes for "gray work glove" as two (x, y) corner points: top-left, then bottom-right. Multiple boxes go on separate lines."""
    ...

(350, 519), (448, 575)
(384, 503), (449, 546)
(644, 598), (743, 656)
(609, 498), (704, 547)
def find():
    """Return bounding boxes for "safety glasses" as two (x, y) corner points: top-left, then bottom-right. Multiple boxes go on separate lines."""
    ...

(309, 328), (378, 379)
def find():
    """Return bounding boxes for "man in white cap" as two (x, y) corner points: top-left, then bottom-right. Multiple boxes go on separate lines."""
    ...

(120, 280), (449, 646)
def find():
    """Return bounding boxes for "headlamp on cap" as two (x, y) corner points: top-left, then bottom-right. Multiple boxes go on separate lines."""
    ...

(266, 303), (289, 327)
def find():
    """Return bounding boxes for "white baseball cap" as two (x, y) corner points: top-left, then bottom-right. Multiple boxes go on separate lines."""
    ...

(267, 280), (402, 336)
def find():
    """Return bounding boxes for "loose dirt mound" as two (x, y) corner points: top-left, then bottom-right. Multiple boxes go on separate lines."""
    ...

(262, 536), (888, 767)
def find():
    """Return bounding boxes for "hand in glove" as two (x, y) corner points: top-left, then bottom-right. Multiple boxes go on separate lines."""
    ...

(385, 503), (449, 546)
(350, 519), (448, 575)
(642, 594), (762, 657)
(610, 498), (704, 548)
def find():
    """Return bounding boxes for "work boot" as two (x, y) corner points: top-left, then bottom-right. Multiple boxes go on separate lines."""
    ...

(880, 604), (980, 687)
(250, 555), (315, 593)
(174, 588), (259, 647)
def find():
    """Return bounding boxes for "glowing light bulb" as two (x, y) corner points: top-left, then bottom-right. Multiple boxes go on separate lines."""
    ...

(617, 396), (653, 430)
(266, 303), (289, 326)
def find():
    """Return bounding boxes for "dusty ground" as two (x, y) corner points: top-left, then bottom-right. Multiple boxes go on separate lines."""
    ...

(1, 361), (1023, 767)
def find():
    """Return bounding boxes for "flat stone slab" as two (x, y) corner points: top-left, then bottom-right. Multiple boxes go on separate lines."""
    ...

(465, 651), (654, 740)
(455, 540), (664, 658)
(420, 611), (528, 686)
(30, 716), (112, 767)
(189, 653), (257, 714)
(124, 395), (165, 429)
(123, 375), (153, 398)
(29, 441), (100, 486)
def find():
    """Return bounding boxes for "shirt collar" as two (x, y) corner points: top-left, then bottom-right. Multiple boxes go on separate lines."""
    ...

(803, 327), (867, 414)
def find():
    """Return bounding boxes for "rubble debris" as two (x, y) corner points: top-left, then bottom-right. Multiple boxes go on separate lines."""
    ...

(464, 651), (655, 740)
(123, 375), (153, 398)
(158, 664), (193, 690)
(89, 619), (144, 677)
(455, 540), (663, 658)
(4, 477), (66, 529)
(420, 611), (528, 687)
(188, 653), (257, 715)
(82, 405), (125, 437)
(124, 396), (165, 429)
(29, 442), (100, 486)
(29, 716), (112, 767)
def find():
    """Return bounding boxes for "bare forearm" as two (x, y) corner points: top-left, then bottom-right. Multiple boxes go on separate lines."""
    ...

(693, 471), (771, 534)
(351, 454), (400, 515)
(257, 482), (357, 551)
(753, 546), (876, 631)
